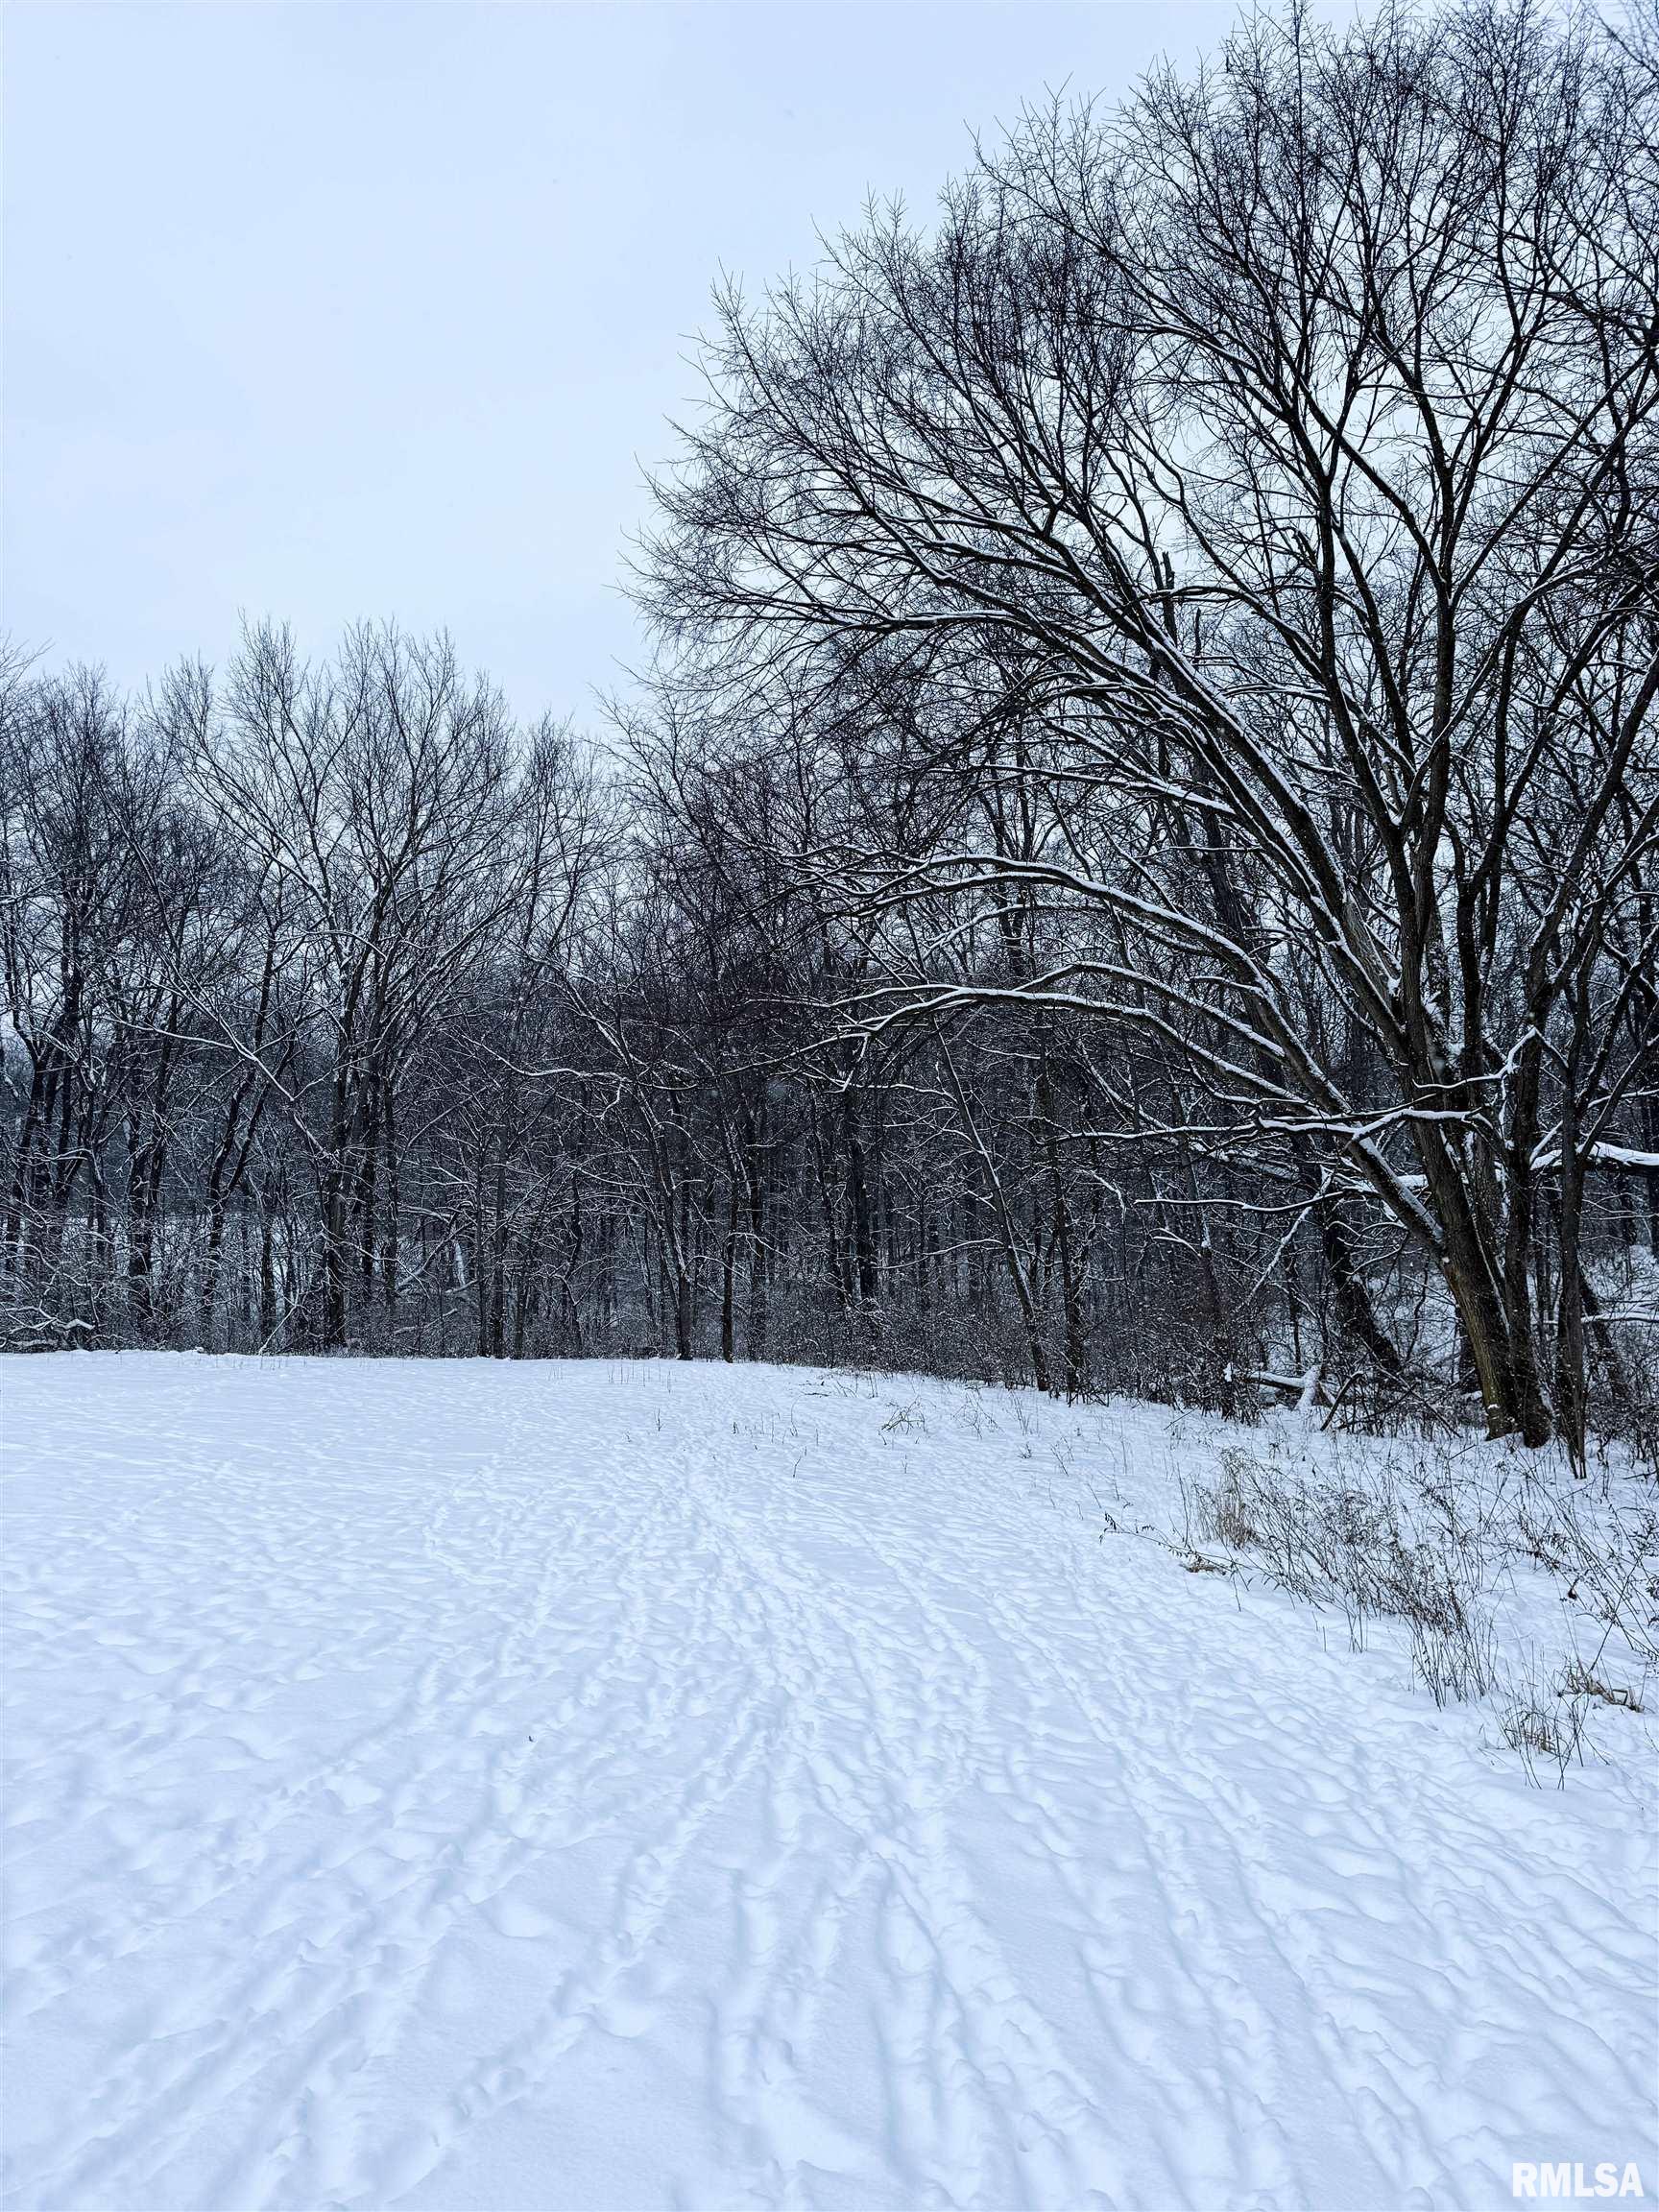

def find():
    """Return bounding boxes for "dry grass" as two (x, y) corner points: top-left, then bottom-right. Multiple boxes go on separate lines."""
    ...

(1184, 1443), (1500, 1706)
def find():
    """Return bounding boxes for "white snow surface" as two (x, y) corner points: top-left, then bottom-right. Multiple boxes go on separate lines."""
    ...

(2, 1354), (1654, 2212)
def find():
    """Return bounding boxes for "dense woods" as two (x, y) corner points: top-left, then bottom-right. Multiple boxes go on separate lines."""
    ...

(4, 1), (1656, 1455)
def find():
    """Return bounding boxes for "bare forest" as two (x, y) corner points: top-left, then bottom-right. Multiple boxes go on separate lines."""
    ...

(5, 1), (1657, 1464)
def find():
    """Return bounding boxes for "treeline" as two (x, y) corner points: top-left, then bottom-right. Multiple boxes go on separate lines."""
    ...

(4, 623), (1372, 1402)
(4, 1), (1657, 1456)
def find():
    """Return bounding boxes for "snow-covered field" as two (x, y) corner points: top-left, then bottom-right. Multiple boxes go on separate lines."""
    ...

(3, 1355), (1654, 2212)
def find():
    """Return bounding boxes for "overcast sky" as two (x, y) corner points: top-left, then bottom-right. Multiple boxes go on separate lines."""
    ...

(6, 2), (1242, 721)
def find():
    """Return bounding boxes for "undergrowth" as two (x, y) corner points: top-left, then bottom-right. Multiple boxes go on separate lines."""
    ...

(1172, 1429), (1656, 1786)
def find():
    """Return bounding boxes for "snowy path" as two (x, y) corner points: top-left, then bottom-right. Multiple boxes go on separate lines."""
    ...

(3, 1357), (1653, 2211)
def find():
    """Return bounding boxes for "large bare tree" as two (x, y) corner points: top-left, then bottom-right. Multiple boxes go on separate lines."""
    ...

(641, 0), (1659, 1443)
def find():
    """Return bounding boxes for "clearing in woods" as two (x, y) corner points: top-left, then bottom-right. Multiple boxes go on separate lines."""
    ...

(2, 1355), (1653, 2210)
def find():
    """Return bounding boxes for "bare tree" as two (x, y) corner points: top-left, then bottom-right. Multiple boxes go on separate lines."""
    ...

(640, 0), (1659, 1443)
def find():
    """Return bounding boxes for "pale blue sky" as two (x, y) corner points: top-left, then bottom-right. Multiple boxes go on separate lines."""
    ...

(5, 3), (1239, 718)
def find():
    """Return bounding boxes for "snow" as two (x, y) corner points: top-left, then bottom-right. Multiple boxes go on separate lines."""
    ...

(3, 1354), (1654, 2212)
